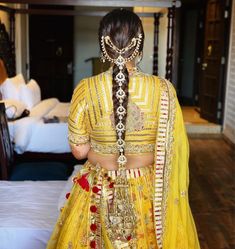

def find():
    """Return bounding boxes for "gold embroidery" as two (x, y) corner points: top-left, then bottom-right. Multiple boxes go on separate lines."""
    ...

(110, 101), (144, 132)
(174, 198), (179, 205)
(68, 133), (90, 145)
(153, 78), (176, 249)
(69, 73), (159, 157)
(67, 241), (72, 249)
(162, 79), (177, 237)
(180, 190), (186, 197)
(153, 78), (169, 248)
(80, 233), (88, 246)
(90, 141), (155, 154)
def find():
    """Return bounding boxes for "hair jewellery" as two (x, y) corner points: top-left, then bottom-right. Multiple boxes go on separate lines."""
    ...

(100, 34), (142, 248)
(101, 34), (142, 167)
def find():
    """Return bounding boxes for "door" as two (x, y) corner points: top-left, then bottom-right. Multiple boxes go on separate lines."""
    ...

(178, 6), (198, 106)
(199, 0), (230, 123)
(29, 7), (74, 102)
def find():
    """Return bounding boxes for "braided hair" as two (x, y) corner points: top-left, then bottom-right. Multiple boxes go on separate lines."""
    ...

(99, 9), (144, 164)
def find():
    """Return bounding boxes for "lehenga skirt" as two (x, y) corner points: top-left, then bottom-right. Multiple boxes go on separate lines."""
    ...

(46, 160), (158, 249)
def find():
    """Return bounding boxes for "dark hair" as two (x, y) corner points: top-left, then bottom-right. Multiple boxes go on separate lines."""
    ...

(98, 9), (144, 150)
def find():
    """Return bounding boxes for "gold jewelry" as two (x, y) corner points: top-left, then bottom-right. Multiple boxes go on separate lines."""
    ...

(136, 51), (143, 65)
(100, 34), (142, 248)
(126, 66), (139, 76)
(100, 33), (142, 167)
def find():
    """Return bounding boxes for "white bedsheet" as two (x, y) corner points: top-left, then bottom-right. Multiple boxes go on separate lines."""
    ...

(8, 99), (71, 154)
(0, 180), (66, 249)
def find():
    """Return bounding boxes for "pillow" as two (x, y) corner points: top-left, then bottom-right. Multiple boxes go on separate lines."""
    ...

(0, 99), (27, 119)
(20, 79), (41, 109)
(0, 74), (26, 100)
(57, 164), (82, 211)
(30, 98), (59, 117)
(10, 73), (26, 87)
(0, 78), (20, 100)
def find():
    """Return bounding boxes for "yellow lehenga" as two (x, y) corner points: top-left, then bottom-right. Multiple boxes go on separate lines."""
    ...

(47, 70), (201, 249)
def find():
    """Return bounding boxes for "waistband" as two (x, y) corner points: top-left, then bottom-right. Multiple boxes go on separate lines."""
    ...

(84, 160), (153, 180)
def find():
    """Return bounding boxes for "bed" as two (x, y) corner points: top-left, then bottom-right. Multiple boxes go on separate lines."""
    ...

(0, 180), (65, 249)
(8, 99), (71, 154)
(0, 59), (71, 155)
(0, 165), (81, 249)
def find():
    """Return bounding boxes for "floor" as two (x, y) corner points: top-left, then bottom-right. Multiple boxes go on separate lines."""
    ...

(182, 106), (210, 124)
(182, 106), (222, 134)
(188, 138), (235, 249)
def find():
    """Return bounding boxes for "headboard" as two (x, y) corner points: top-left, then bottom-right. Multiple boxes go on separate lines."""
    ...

(0, 19), (16, 78)
(0, 58), (8, 85)
(0, 103), (14, 179)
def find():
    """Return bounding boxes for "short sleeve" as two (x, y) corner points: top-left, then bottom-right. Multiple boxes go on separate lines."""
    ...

(68, 79), (89, 146)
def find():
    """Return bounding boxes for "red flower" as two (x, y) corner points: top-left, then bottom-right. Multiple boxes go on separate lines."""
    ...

(127, 235), (132, 241)
(109, 182), (114, 188)
(65, 192), (70, 199)
(90, 240), (96, 248)
(90, 205), (97, 213)
(90, 223), (97, 231)
(77, 173), (90, 192)
(92, 186), (99, 194)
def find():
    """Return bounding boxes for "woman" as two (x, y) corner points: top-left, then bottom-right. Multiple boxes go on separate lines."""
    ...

(47, 9), (201, 249)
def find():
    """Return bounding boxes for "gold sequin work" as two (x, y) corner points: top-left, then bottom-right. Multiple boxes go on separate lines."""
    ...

(68, 71), (160, 155)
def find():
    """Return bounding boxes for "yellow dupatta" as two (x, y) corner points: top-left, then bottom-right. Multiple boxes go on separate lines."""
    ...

(154, 78), (201, 249)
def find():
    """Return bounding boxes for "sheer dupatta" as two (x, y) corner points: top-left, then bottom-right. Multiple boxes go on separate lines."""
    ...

(153, 78), (201, 249)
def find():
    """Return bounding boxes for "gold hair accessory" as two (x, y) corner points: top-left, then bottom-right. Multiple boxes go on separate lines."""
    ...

(100, 34), (142, 248)
(101, 33), (142, 166)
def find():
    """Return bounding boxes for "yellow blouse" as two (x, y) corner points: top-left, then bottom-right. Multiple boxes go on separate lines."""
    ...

(68, 69), (160, 155)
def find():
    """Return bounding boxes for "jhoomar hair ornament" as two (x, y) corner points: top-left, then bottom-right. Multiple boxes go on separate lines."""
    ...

(100, 33), (142, 249)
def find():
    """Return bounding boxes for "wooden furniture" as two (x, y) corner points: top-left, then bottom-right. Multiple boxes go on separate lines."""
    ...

(0, 59), (81, 176)
(0, 2), (178, 82)
(198, 0), (228, 123)
(153, 13), (160, 76)
(0, 103), (14, 179)
(0, 102), (77, 180)
(0, 18), (16, 77)
(1, 1), (181, 8)
(165, 0), (176, 81)
(0, 58), (8, 85)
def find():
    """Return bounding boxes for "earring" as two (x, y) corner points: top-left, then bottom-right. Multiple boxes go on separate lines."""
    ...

(136, 51), (143, 65)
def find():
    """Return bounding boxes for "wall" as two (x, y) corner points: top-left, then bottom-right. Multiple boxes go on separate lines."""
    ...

(223, 0), (235, 144)
(73, 14), (101, 87)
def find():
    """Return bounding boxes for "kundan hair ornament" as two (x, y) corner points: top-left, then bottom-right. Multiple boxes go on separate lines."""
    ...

(100, 34), (142, 248)
(101, 33), (142, 168)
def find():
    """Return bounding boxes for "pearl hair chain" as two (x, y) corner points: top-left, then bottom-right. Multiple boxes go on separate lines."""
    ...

(100, 34), (142, 169)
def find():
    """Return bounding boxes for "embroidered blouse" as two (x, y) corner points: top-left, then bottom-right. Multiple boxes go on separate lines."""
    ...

(68, 69), (161, 155)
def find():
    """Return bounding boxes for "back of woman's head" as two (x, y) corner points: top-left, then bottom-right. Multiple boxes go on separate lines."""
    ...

(99, 9), (144, 166)
(98, 9), (144, 59)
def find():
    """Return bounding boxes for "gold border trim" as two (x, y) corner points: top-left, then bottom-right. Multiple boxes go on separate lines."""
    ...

(153, 78), (176, 248)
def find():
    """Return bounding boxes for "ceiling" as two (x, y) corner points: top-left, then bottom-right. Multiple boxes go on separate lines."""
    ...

(0, 0), (182, 8)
